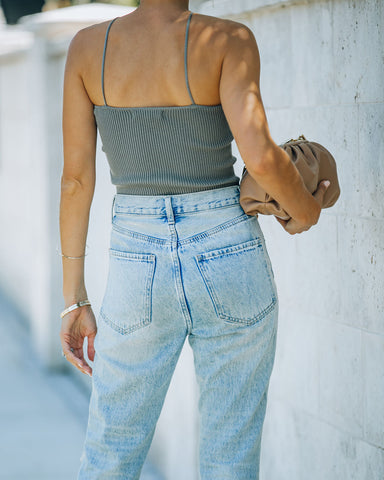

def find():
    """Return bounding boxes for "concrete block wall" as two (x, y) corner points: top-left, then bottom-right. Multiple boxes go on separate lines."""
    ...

(200, 0), (384, 478)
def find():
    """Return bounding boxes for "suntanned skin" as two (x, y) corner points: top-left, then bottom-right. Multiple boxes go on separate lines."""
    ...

(60, 0), (329, 376)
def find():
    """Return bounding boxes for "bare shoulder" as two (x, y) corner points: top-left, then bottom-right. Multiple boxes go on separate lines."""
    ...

(192, 13), (256, 50)
(65, 20), (110, 75)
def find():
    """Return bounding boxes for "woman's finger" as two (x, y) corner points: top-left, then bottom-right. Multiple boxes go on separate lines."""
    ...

(62, 343), (92, 376)
(313, 180), (330, 207)
(87, 330), (97, 363)
(274, 216), (288, 227)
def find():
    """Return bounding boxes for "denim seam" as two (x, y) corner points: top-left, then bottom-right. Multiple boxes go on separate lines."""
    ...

(172, 196), (241, 213)
(194, 239), (277, 325)
(197, 260), (277, 325)
(167, 201), (242, 216)
(113, 195), (241, 216)
(112, 223), (169, 245)
(109, 249), (156, 262)
(219, 297), (277, 325)
(114, 210), (163, 216)
(257, 238), (276, 284)
(111, 213), (251, 246)
(195, 238), (263, 261)
(99, 255), (156, 335)
(179, 213), (251, 246)
(99, 308), (152, 335)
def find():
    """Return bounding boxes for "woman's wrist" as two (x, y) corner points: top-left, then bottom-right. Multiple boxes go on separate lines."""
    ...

(60, 299), (91, 320)
(62, 269), (87, 306)
(294, 190), (321, 225)
(63, 288), (88, 307)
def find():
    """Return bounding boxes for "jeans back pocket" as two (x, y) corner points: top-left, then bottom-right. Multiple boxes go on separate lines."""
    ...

(100, 249), (156, 335)
(195, 238), (277, 326)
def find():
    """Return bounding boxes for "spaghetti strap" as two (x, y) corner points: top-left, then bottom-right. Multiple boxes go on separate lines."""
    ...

(101, 17), (118, 106)
(184, 12), (195, 105)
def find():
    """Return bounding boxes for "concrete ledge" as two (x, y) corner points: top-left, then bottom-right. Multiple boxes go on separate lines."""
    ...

(199, 0), (320, 16)
(18, 3), (136, 38)
(0, 28), (33, 59)
(0, 3), (136, 58)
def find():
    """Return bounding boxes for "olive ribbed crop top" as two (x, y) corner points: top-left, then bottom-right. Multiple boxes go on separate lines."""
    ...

(93, 12), (240, 195)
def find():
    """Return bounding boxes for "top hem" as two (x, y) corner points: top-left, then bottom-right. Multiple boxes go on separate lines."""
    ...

(115, 181), (240, 197)
(93, 103), (223, 111)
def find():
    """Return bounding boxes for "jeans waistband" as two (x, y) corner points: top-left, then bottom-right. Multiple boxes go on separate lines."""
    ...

(111, 185), (241, 217)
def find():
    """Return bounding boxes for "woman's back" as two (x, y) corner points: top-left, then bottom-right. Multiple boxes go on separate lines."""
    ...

(63, 6), (269, 191)
(77, 10), (240, 195)
(81, 10), (228, 108)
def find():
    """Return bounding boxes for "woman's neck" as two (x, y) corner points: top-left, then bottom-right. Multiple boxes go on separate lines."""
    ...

(137, 0), (189, 10)
(134, 1), (190, 22)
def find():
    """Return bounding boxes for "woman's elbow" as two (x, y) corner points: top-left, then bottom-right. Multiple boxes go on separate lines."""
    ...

(243, 146), (281, 179)
(61, 175), (94, 195)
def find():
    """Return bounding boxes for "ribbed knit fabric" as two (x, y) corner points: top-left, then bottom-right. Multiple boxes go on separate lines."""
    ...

(94, 104), (239, 195)
(94, 12), (240, 196)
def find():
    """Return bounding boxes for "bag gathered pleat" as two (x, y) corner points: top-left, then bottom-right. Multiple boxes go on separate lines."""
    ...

(239, 135), (341, 220)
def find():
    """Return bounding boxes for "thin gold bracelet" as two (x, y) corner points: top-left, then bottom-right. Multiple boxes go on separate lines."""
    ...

(56, 244), (89, 259)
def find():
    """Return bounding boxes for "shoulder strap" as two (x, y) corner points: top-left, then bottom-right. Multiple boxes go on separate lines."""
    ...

(101, 17), (118, 106)
(184, 12), (195, 105)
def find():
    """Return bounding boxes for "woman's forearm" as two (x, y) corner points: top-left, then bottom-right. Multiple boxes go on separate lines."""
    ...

(247, 144), (321, 224)
(59, 177), (94, 306)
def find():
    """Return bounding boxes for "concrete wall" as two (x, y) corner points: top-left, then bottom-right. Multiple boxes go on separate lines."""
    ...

(200, 0), (384, 478)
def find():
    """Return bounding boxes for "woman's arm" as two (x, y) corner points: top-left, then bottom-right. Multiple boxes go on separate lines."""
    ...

(219, 23), (327, 232)
(60, 29), (97, 376)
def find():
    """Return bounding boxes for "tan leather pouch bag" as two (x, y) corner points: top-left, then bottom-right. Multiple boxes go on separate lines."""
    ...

(239, 135), (341, 220)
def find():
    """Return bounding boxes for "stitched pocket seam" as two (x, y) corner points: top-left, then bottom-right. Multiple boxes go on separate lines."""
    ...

(194, 239), (276, 325)
(100, 251), (156, 335)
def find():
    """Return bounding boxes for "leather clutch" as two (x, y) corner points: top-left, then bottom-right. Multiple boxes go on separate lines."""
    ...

(239, 135), (341, 220)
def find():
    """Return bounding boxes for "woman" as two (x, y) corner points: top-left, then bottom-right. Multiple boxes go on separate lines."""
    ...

(59, 0), (329, 478)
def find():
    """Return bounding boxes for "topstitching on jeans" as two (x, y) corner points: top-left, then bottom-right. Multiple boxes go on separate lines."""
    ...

(111, 222), (169, 245)
(170, 196), (241, 214)
(194, 238), (277, 325)
(113, 195), (241, 216)
(111, 212), (251, 247)
(179, 212), (252, 246)
(99, 251), (156, 335)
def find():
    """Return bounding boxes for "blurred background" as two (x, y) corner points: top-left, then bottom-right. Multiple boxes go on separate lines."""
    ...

(0, 0), (140, 26)
(0, 0), (383, 479)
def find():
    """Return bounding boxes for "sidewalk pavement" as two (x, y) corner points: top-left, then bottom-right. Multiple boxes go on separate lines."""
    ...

(0, 290), (162, 480)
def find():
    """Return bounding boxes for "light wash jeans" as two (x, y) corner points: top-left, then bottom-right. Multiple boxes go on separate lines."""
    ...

(77, 185), (279, 480)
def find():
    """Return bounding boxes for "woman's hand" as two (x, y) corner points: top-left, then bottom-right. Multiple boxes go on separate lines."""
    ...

(275, 180), (331, 235)
(60, 306), (97, 377)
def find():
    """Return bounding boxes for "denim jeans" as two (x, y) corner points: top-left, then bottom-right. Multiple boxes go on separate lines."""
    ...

(77, 185), (279, 480)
